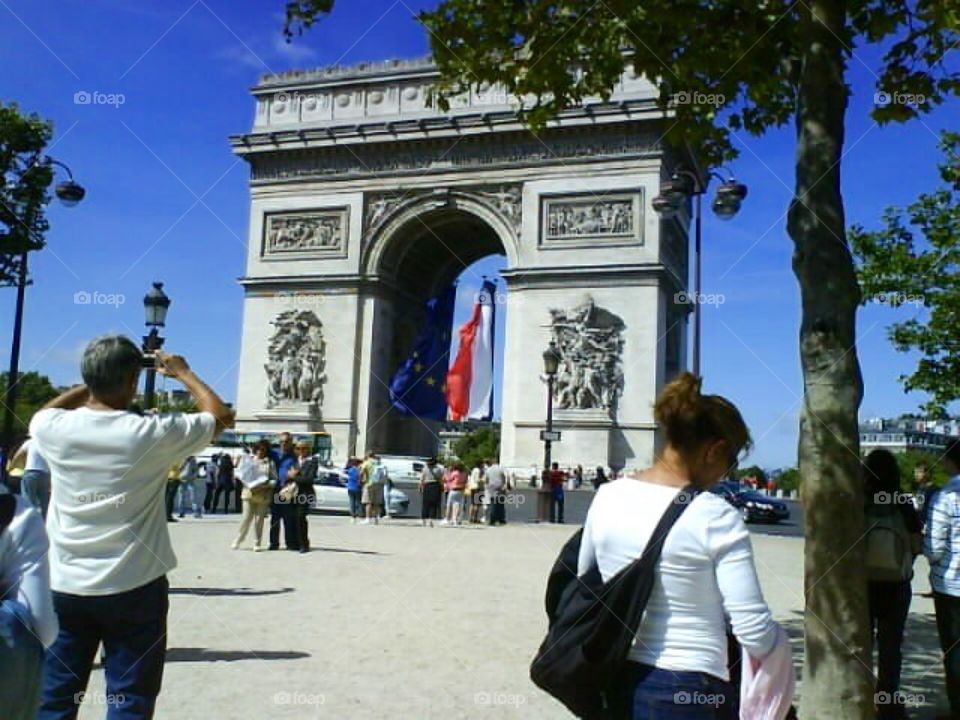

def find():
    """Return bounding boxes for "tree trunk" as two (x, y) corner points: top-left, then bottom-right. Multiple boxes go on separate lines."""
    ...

(787, 1), (873, 717)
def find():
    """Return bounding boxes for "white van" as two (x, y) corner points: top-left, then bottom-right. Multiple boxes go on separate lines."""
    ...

(376, 455), (430, 485)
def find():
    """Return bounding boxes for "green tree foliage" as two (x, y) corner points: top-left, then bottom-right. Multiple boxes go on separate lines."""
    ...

(777, 468), (802, 494)
(0, 103), (54, 284)
(851, 133), (960, 415)
(452, 426), (500, 470)
(0, 371), (59, 444)
(283, 1), (334, 40)
(895, 449), (950, 490)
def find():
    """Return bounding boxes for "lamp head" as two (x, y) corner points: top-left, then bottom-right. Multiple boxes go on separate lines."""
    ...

(143, 282), (171, 327)
(542, 340), (561, 376)
(712, 180), (748, 220)
(55, 180), (86, 207)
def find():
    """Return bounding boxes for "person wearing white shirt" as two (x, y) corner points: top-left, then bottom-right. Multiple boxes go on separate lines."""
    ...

(0, 490), (58, 720)
(577, 372), (781, 718)
(29, 335), (234, 720)
(924, 438), (960, 718)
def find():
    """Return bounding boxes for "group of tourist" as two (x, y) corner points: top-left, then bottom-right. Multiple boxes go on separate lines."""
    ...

(415, 457), (512, 527)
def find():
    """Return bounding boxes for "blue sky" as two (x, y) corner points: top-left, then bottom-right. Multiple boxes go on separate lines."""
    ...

(0, 0), (957, 467)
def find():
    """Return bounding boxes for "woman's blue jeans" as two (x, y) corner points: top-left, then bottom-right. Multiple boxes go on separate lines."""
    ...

(606, 662), (734, 719)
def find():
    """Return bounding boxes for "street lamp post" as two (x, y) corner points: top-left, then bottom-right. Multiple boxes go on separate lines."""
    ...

(652, 168), (747, 377)
(537, 341), (561, 522)
(142, 282), (171, 410)
(1, 160), (85, 476)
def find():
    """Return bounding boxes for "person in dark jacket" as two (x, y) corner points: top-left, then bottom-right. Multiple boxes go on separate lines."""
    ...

(269, 433), (298, 550)
(209, 453), (234, 513)
(287, 441), (317, 554)
(863, 449), (922, 720)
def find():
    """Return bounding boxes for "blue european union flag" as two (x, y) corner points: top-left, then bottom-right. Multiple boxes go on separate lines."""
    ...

(389, 285), (456, 420)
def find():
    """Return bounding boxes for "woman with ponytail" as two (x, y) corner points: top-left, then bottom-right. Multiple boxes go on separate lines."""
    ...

(577, 372), (785, 718)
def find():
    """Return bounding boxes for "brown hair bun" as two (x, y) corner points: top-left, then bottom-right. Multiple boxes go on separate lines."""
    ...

(655, 372), (751, 463)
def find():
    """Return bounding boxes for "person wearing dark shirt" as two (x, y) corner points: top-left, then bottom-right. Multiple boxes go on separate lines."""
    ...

(548, 462), (566, 524)
(592, 466), (609, 490)
(269, 433), (298, 550)
(286, 441), (317, 554)
(863, 449), (923, 720)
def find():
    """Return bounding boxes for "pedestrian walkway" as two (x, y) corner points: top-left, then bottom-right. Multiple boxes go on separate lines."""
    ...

(73, 516), (947, 718)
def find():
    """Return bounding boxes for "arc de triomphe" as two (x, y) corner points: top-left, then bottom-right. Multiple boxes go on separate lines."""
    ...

(231, 57), (688, 473)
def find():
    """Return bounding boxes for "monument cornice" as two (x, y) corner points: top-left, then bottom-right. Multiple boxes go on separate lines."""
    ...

(231, 99), (662, 155)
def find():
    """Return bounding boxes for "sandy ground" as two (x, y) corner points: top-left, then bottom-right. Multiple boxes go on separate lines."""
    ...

(71, 514), (948, 718)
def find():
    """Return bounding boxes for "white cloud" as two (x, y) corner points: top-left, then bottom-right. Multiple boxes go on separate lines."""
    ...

(272, 34), (318, 64)
(215, 45), (271, 72)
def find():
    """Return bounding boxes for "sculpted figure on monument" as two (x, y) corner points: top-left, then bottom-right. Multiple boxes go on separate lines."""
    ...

(548, 298), (625, 412)
(265, 310), (327, 410)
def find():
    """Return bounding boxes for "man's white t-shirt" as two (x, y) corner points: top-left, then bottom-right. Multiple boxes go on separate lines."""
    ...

(29, 408), (217, 596)
(23, 439), (50, 474)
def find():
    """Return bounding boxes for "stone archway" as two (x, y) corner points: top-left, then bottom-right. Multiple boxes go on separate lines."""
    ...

(232, 57), (689, 473)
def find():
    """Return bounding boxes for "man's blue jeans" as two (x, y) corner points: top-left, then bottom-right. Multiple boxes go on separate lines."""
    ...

(39, 575), (169, 720)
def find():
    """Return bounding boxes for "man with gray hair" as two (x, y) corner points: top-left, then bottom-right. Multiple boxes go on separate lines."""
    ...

(29, 334), (234, 719)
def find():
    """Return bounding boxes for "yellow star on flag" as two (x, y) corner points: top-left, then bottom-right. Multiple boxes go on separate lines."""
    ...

(413, 362), (424, 373)
(425, 376), (436, 386)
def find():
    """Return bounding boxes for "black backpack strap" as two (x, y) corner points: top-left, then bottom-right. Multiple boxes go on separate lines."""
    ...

(0, 493), (16, 535)
(639, 486), (698, 562)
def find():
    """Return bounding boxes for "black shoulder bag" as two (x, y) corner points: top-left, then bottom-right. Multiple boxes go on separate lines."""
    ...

(530, 486), (697, 719)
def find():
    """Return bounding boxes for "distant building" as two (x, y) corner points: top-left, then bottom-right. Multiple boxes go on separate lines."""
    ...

(859, 416), (960, 455)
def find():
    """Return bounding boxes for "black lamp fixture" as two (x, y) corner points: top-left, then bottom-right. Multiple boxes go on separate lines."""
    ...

(651, 166), (748, 376)
(542, 340), (561, 377)
(143, 282), (171, 327)
(141, 282), (171, 409)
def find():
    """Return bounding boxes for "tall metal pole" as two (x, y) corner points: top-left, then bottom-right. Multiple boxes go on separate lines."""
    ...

(543, 374), (554, 470)
(692, 193), (703, 377)
(142, 328), (163, 410)
(1, 251), (29, 478)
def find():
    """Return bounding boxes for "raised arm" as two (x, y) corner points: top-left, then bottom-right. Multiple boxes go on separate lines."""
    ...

(155, 351), (235, 435)
(39, 384), (90, 411)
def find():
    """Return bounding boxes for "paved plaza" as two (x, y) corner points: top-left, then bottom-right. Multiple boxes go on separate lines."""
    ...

(71, 514), (948, 718)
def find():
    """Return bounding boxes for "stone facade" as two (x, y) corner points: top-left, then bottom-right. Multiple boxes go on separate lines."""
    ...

(231, 57), (688, 472)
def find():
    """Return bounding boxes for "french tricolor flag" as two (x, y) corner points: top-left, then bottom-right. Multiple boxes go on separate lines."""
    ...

(446, 280), (496, 421)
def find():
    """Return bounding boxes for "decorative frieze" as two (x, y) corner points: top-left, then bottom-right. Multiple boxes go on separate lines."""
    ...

(263, 209), (348, 259)
(249, 130), (658, 182)
(539, 191), (643, 249)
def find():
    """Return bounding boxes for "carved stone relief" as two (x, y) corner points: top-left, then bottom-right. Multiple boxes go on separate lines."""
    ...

(264, 310), (327, 410)
(263, 209), (348, 259)
(548, 298), (625, 413)
(540, 191), (643, 249)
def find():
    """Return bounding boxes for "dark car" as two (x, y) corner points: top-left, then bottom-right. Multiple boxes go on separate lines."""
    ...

(709, 483), (790, 524)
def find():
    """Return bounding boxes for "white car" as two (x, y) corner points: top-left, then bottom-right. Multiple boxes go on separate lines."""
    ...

(312, 469), (410, 516)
